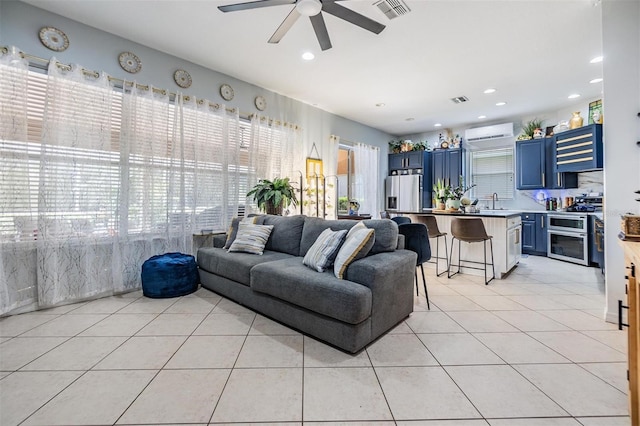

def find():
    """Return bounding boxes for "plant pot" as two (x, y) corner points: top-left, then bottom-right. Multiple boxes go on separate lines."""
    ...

(437, 202), (446, 210)
(446, 199), (461, 210)
(265, 202), (282, 215)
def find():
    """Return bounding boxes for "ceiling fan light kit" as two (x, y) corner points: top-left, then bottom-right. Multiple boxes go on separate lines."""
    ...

(296, 0), (322, 16)
(218, 0), (386, 51)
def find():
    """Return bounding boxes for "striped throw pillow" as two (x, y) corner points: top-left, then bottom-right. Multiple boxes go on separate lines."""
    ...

(302, 228), (348, 272)
(224, 216), (259, 249)
(227, 223), (274, 255)
(334, 224), (375, 279)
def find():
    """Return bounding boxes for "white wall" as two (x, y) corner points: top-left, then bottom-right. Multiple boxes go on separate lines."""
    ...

(601, 0), (640, 323)
(0, 1), (393, 216)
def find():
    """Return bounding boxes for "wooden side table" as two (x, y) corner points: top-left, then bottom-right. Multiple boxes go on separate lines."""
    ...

(620, 240), (640, 425)
(192, 231), (226, 254)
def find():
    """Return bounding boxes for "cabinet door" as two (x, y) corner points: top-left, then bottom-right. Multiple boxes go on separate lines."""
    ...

(516, 139), (545, 189)
(554, 124), (603, 172)
(545, 138), (578, 189)
(521, 217), (536, 254)
(534, 213), (548, 254)
(406, 151), (423, 169)
(432, 151), (446, 185)
(447, 149), (463, 187)
(388, 154), (404, 171)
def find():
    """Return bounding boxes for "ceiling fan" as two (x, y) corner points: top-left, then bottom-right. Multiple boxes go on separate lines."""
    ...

(218, 0), (386, 51)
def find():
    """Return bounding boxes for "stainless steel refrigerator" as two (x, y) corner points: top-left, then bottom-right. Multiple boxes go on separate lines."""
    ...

(385, 174), (422, 213)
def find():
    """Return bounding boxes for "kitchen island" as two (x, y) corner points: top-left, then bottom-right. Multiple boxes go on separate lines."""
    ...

(404, 210), (522, 279)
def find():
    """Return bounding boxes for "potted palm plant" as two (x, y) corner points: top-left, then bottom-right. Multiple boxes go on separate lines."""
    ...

(246, 177), (298, 215)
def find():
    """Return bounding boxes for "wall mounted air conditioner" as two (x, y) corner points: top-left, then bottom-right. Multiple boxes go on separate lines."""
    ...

(465, 122), (514, 142)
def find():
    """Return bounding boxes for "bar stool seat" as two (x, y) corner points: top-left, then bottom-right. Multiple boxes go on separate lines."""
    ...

(391, 216), (411, 226)
(448, 217), (495, 285)
(423, 215), (449, 276)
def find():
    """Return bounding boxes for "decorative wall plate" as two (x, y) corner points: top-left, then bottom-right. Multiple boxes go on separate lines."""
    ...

(118, 51), (142, 74)
(174, 69), (192, 88)
(38, 27), (69, 52)
(255, 96), (267, 111)
(220, 83), (234, 101)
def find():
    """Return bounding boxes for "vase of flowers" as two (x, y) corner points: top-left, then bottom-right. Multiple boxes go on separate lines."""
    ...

(433, 179), (448, 210)
(445, 176), (476, 211)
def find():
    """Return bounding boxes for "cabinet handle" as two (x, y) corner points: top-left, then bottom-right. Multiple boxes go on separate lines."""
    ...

(542, 172), (545, 187)
(541, 215), (544, 229)
(557, 172), (561, 186)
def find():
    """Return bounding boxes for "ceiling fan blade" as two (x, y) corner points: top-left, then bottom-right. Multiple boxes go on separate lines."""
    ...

(218, 0), (295, 13)
(269, 8), (301, 43)
(321, 1), (386, 34)
(310, 14), (332, 50)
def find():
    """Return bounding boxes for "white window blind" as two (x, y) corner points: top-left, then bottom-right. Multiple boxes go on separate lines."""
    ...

(470, 148), (514, 200)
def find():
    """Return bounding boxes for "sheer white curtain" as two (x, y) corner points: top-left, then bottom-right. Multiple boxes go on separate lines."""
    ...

(324, 135), (340, 219)
(353, 142), (380, 218)
(37, 60), (118, 306)
(0, 47), (37, 314)
(247, 114), (301, 214)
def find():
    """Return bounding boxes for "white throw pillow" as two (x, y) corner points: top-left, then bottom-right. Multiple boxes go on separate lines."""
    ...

(334, 225), (375, 279)
(227, 223), (274, 255)
(303, 228), (348, 272)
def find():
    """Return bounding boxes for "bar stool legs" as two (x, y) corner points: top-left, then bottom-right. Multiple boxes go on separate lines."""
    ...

(414, 264), (430, 309)
(434, 235), (449, 277)
(447, 236), (495, 285)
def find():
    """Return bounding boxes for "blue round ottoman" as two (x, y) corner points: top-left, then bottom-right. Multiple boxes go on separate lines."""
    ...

(141, 253), (199, 298)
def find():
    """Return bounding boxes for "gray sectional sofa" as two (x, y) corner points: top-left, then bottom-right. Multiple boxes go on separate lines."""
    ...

(197, 215), (417, 353)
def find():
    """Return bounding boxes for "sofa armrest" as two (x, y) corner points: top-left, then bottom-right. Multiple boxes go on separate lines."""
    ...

(396, 234), (405, 250)
(345, 250), (417, 337)
(213, 234), (227, 248)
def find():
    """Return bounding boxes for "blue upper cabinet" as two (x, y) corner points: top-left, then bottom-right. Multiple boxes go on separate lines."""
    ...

(432, 148), (463, 186)
(516, 137), (578, 189)
(388, 151), (425, 173)
(516, 139), (546, 189)
(554, 124), (603, 172)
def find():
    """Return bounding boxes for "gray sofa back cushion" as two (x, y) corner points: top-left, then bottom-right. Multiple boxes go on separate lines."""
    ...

(299, 218), (398, 257)
(256, 214), (306, 256)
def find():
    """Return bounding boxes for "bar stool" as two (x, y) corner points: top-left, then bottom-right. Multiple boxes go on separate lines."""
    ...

(448, 217), (495, 285)
(391, 216), (411, 226)
(398, 223), (431, 309)
(422, 215), (449, 276)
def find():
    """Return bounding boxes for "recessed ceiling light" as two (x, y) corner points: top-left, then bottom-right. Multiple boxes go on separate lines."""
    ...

(375, 103), (385, 107)
(496, 102), (507, 106)
(483, 88), (496, 94)
(590, 56), (603, 63)
(590, 78), (603, 84)
(568, 93), (581, 99)
(302, 51), (315, 60)
(434, 123), (442, 127)
(478, 115), (487, 119)
(405, 117), (414, 121)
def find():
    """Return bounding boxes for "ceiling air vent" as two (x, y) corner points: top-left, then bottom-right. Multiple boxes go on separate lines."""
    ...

(373, 0), (411, 20)
(451, 96), (469, 104)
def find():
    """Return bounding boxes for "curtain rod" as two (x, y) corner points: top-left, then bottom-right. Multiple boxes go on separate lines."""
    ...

(1, 46), (253, 119)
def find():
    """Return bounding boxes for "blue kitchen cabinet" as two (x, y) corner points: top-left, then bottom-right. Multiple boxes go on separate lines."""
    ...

(554, 124), (603, 172)
(516, 138), (577, 189)
(516, 139), (545, 189)
(521, 213), (547, 256)
(388, 151), (425, 173)
(432, 148), (464, 187)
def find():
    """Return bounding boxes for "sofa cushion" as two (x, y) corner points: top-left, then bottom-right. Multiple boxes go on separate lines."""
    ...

(362, 219), (398, 254)
(228, 223), (274, 255)
(302, 228), (347, 272)
(334, 224), (375, 279)
(197, 247), (292, 286)
(250, 257), (372, 324)
(255, 215), (306, 256)
(299, 218), (356, 257)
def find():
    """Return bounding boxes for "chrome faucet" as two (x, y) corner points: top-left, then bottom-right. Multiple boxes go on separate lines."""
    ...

(492, 192), (499, 210)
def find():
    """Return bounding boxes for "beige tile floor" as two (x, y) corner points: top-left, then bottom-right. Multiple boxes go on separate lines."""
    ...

(0, 255), (630, 425)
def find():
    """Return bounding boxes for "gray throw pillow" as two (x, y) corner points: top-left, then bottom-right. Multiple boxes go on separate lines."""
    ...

(302, 228), (348, 272)
(228, 223), (274, 255)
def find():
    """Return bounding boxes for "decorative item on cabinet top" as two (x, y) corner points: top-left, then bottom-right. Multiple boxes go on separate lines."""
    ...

(38, 27), (69, 52)
(173, 69), (192, 89)
(118, 52), (142, 74)
(589, 99), (603, 124)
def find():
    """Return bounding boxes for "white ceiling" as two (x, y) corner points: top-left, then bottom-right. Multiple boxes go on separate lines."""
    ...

(22, 0), (604, 136)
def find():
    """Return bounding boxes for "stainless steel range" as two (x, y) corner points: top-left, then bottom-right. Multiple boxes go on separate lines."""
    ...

(547, 195), (603, 266)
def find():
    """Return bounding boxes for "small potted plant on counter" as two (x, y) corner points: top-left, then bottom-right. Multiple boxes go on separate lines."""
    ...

(433, 179), (448, 210)
(446, 176), (477, 211)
